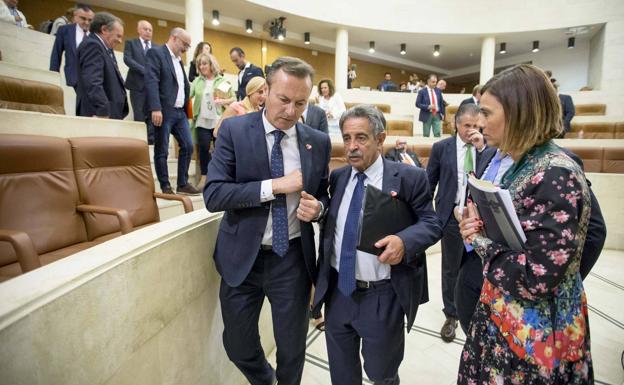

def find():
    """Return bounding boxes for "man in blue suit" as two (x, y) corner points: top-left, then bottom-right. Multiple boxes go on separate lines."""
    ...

(230, 47), (264, 100)
(415, 74), (446, 137)
(75, 12), (128, 120)
(145, 28), (199, 195)
(204, 57), (331, 385)
(123, 20), (155, 143)
(49, 4), (94, 94)
(426, 103), (496, 343)
(311, 105), (442, 385)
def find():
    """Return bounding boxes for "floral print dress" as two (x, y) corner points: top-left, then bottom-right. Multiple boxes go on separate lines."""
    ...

(457, 141), (593, 385)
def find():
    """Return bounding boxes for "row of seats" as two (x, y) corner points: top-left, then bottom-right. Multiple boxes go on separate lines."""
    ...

(0, 134), (193, 282)
(345, 102), (391, 113)
(567, 122), (624, 139)
(329, 141), (624, 173)
(0, 75), (65, 114)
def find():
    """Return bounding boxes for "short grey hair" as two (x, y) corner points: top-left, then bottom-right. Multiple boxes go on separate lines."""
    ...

(339, 104), (386, 136)
(90, 12), (122, 34)
(266, 56), (315, 87)
(454, 103), (481, 128)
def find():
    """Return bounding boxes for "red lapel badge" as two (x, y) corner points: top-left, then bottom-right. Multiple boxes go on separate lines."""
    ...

(390, 190), (398, 198)
(305, 143), (312, 150)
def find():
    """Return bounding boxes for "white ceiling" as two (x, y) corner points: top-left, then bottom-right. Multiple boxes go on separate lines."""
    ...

(94, 0), (601, 74)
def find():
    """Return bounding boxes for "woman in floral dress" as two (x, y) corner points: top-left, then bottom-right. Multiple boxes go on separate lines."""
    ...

(458, 64), (593, 384)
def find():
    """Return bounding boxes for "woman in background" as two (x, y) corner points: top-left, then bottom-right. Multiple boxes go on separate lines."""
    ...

(215, 76), (266, 136)
(316, 79), (346, 136)
(458, 64), (593, 384)
(189, 53), (235, 189)
(188, 41), (212, 83)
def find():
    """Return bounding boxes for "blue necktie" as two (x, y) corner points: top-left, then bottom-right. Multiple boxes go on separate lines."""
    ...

(271, 130), (289, 257)
(338, 172), (367, 297)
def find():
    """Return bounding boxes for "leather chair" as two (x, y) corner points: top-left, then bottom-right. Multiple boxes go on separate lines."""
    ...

(575, 104), (606, 116)
(386, 120), (413, 136)
(329, 142), (347, 172)
(581, 123), (615, 139)
(345, 103), (391, 113)
(412, 144), (432, 168)
(564, 146), (603, 173)
(614, 122), (624, 139)
(0, 75), (65, 115)
(602, 148), (624, 174)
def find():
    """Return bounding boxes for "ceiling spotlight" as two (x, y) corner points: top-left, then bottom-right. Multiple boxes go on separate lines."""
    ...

(568, 37), (575, 49)
(269, 17), (286, 40)
(400, 43), (406, 55)
(433, 44), (440, 57)
(369, 41), (375, 53)
(532, 40), (540, 53)
(304, 32), (310, 45)
(499, 42), (507, 54)
(212, 10), (220, 26)
(245, 19), (253, 34)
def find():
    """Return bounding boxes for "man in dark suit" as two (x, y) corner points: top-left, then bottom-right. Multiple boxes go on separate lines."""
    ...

(230, 47), (264, 100)
(459, 84), (481, 107)
(303, 103), (328, 134)
(426, 103), (496, 342)
(415, 74), (446, 137)
(204, 57), (331, 385)
(75, 12), (128, 120)
(123, 20), (155, 142)
(145, 28), (200, 196)
(49, 4), (94, 112)
(384, 137), (422, 167)
(559, 93), (575, 137)
(311, 105), (441, 385)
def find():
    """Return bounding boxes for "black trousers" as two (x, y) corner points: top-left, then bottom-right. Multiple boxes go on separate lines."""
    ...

(441, 217), (464, 318)
(454, 250), (483, 335)
(130, 89), (154, 144)
(219, 240), (311, 385)
(196, 127), (214, 176)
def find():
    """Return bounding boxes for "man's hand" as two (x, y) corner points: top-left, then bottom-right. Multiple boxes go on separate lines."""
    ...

(272, 169), (303, 195)
(375, 235), (405, 265)
(466, 128), (485, 151)
(152, 110), (163, 127)
(297, 191), (321, 222)
(429, 104), (435, 111)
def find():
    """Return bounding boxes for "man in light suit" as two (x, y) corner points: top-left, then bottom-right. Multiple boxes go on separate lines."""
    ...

(302, 103), (328, 134)
(426, 103), (496, 342)
(205, 57), (331, 385)
(230, 46), (264, 100)
(50, 4), (94, 91)
(123, 20), (155, 143)
(311, 105), (442, 385)
(415, 74), (446, 137)
(459, 84), (481, 107)
(76, 12), (128, 120)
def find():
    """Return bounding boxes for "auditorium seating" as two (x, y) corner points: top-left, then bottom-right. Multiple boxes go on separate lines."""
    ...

(602, 147), (624, 173)
(616, 123), (624, 139)
(329, 142), (347, 171)
(386, 120), (413, 136)
(0, 134), (192, 281)
(443, 105), (457, 135)
(345, 102), (391, 113)
(576, 104), (606, 116)
(567, 122), (618, 139)
(0, 75), (65, 114)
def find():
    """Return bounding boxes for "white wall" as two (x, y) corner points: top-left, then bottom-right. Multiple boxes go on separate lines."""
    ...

(588, 25), (605, 90)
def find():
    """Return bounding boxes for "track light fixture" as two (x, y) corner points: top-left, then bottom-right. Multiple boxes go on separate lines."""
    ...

(433, 44), (440, 57)
(532, 40), (540, 53)
(245, 19), (253, 34)
(304, 32), (310, 45)
(499, 42), (507, 54)
(400, 43), (406, 55)
(369, 41), (375, 53)
(568, 37), (575, 49)
(269, 17), (286, 40)
(212, 10), (220, 26)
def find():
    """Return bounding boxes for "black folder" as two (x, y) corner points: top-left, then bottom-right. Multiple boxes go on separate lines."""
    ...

(357, 185), (416, 255)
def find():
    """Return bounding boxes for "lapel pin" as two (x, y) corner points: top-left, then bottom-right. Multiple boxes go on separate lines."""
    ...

(391, 190), (398, 198)
(305, 143), (312, 150)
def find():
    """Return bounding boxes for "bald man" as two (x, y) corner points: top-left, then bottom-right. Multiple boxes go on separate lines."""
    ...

(124, 20), (157, 142)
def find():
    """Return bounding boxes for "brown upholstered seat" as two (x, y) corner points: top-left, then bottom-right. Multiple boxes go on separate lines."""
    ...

(344, 102), (391, 113)
(386, 120), (413, 136)
(602, 148), (624, 174)
(329, 142), (347, 172)
(564, 146), (603, 172)
(411, 144), (432, 168)
(614, 122), (624, 139)
(0, 75), (65, 115)
(575, 104), (606, 116)
(566, 122), (615, 139)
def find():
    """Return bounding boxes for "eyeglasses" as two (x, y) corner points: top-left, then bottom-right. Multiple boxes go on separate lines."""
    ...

(177, 37), (191, 49)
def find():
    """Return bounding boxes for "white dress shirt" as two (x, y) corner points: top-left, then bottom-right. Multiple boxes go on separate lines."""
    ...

(166, 44), (185, 108)
(238, 61), (251, 83)
(331, 155), (390, 281)
(259, 112), (302, 245)
(140, 37), (151, 51)
(455, 135), (476, 204)
(75, 24), (88, 47)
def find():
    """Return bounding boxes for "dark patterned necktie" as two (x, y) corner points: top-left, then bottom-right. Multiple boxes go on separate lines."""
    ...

(271, 130), (289, 257)
(338, 172), (367, 296)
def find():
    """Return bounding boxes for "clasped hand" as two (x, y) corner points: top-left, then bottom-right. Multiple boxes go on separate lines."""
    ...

(457, 201), (483, 245)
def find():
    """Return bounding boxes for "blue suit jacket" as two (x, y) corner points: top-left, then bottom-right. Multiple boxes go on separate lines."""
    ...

(415, 87), (446, 122)
(237, 63), (264, 100)
(559, 94), (575, 133)
(76, 34), (128, 119)
(145, 44), (190, 113)
(49, 23), (79, 87)
(305, 104), (329, 134)
(427, 136), (496, 227)
(313, 159), (442, 330)
(123, 38), (157, 91)
(204, 111), (331, 287)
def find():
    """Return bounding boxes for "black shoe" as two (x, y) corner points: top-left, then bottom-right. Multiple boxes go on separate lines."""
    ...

(161, 186), (174, 195)
(440, 317), (458, 343)
(177, 184), (201, 195)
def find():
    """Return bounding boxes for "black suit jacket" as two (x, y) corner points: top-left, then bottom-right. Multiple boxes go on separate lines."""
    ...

(49, 23), (79, 87)
(459, 96), (477, 107)
(559, 94), (575, 133)
(384, 148), (422, 168)
(313, 159), (442, 330)
(204, 111), (331, 287)
(427, 136), (496, 227)
(76, 34), (128, 119)
(145, 44), (190, 113)
(305, 104), (329, 134)
(237, 63), (264, 100)
(123, 38), (156, 91)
